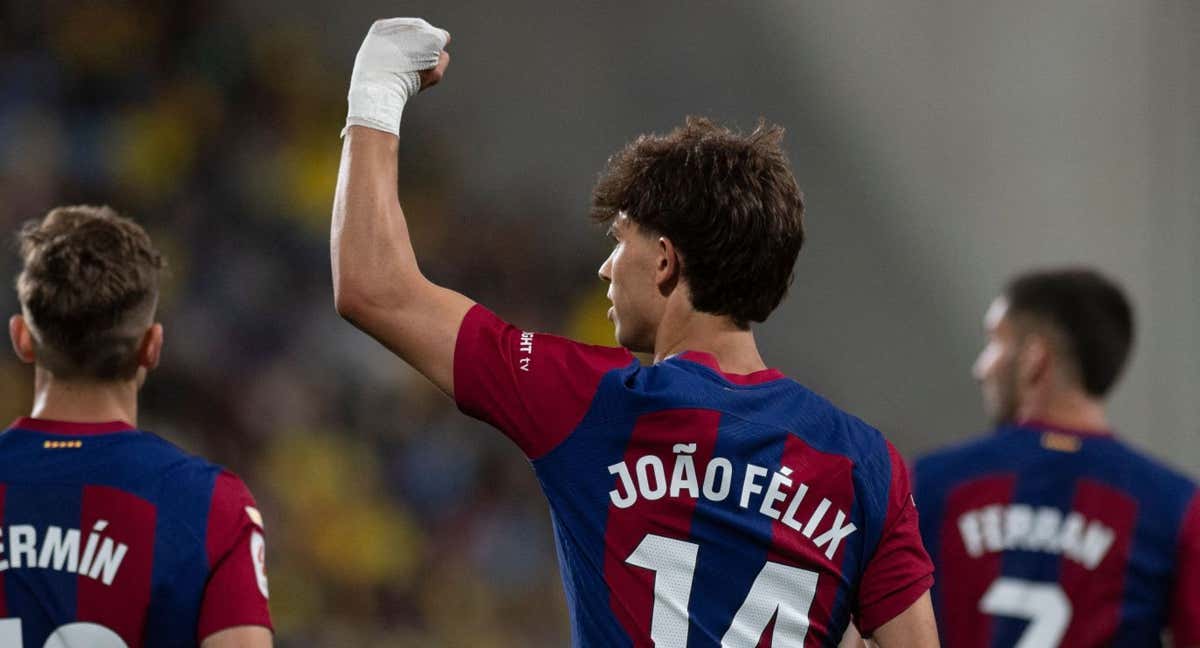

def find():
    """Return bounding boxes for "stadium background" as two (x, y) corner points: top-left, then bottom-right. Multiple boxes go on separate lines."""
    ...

(0, 1), (1196, 645)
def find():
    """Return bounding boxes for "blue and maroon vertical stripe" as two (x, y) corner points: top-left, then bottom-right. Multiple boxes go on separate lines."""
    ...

(915, 423), (1200, 646)
(533, 356), (899, 646)
(454, 307), (932, 646)
(0, 420), (221, 646)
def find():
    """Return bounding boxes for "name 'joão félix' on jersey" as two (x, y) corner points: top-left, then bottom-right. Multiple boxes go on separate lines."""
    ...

(608, 444), (857, 560)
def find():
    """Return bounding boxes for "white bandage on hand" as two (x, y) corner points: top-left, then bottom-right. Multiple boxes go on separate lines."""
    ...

(344, 18), (449, 136)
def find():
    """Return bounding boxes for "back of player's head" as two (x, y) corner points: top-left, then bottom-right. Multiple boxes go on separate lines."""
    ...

(1003, 268), (1134, 398)
(15, 205), (165, 381)
(590, 116), (805, 328)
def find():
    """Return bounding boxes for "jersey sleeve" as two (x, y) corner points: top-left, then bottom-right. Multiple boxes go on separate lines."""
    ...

(853, 442), (935, 636)
(453, 304), (635, 459)
(1172, 491), (1200, 646)
(197, 471), (273, 641)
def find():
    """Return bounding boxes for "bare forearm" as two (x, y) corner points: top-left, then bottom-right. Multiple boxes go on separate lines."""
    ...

(333, 17), (449, 313)
(869, 591), (939, 647)
(838, 622), (868, 648)
(330, 20), (469, 396)
(329, 125), (473, 394)
(200, 626), (272, 648)
(331, 126), (426, 313)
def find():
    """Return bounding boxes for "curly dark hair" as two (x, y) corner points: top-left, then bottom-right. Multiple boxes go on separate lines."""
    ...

(591, 116), (805, 328)
(15, 205), (165, 381)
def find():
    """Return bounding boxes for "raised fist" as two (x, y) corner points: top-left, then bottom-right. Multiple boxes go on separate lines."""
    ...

(345, 18), (451, 136)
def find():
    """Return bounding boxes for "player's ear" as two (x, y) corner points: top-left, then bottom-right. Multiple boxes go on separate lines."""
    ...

(1018, 334), (1051, 387)
(9, 314), (36, 364)
(655, 235), (681, 296)
(138, 323), (164, 371)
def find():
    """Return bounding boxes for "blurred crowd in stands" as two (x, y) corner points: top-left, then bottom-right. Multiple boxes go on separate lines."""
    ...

(0, 2), (611, 644)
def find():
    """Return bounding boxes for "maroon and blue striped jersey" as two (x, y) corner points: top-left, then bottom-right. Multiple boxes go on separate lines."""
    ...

(0, 417), (272, 647)
(453, 305), (933, 646)
(913, 421), (1200, 647)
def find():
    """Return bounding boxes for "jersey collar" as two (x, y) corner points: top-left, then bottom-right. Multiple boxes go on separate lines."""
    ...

(9, 417), (137, 436)
(1009, 418), (1115, 438)
(672, 351), (786, 386)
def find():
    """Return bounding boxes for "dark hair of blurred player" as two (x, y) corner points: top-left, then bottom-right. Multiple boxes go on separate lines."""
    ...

(333, 18), (938, 646)
(1, 206), (272, 648)
(914, 267), (1200, 648)
(974, 268), (1134, 428)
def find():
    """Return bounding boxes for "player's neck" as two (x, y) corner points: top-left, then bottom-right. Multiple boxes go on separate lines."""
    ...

(29, 367), (139, 427)
(653, 306), (766, 374)
(1016, 388), (1108, 433)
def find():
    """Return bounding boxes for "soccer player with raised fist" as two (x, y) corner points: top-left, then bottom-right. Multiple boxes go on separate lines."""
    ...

(332, 18), (938, 646)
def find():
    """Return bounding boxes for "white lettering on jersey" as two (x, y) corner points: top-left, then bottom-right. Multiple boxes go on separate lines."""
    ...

(607, 446), (858, 560)
(958, 504), (1115, 570)
(517, 331), (534, 372)
(0, 521), (128, 585)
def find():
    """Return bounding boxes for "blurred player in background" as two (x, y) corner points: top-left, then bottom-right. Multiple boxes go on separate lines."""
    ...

(332, 18), (937, 646)
(0, 206), (272, 647)
(913, 269), (1200, 647)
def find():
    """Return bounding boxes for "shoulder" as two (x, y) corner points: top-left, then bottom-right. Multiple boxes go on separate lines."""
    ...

(129, 431), (259, 523)
(774, 385), (894, 482)
(1107, 438), (1197, 488)
(206, 470), (258, 510)
(132, 430), (224, 487)
(454, 303), (636, 403)
(910, 433), (1025, 508)
(1100, 439), (1198, 516)
(913, 433), (1003, 475)
(453, 304), (637, 458)
(204, 470), (262, 554)
(773, 381), (889, 459)
(155, 459), (261, 566)
(777, 385), (903, 513)
(456, 303), (633, 369)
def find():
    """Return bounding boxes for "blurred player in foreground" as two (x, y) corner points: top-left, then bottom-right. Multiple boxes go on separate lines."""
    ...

(332, 18), (937, 646)
(913, 268), (1200, 647)
(0, 207), (272, 647)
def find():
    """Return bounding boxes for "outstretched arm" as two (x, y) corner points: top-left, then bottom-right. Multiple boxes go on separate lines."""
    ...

(331, 19), (473, 397)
